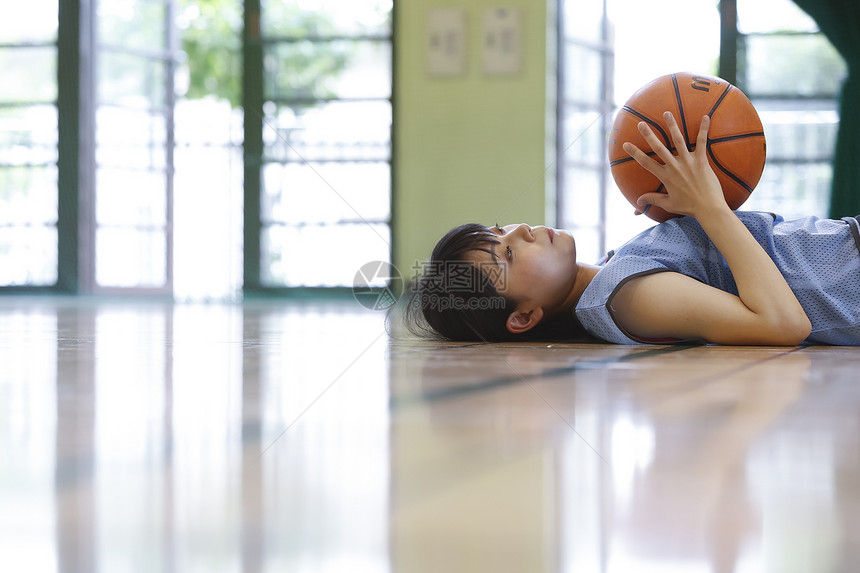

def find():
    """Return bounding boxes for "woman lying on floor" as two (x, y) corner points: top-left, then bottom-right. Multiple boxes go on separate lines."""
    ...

(404, 113), (860, 346)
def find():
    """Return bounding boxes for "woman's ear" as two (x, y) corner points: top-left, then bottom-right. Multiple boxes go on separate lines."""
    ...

(506, 307), (545, 334)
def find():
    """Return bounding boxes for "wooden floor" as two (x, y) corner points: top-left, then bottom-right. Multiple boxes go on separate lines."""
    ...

(2, 297), (859, 572)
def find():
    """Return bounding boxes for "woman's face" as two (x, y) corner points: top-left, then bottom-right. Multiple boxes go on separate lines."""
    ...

(467, 224), (579, 313)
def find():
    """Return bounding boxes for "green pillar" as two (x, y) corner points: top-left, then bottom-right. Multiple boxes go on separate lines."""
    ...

(243, 0), (264, 290)
(57, 0), (83, 292)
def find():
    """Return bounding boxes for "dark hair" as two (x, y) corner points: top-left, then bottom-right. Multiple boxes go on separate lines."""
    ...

(398, 223), (590, 342)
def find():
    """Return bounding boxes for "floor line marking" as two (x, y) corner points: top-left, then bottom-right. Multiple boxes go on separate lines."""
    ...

(390, 343), (702, 409)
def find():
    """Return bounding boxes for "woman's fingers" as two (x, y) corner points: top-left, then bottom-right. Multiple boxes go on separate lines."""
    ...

(625, 113), (710, 167)
(663, 112), (691, 158)
(637, 191), (670, 211)
(636, 121), (676, 164)
(621, 141), (662, 175)
(696, 114), (711, 154)
(622, 121), (673, 177)
(622, 113), (719, 218)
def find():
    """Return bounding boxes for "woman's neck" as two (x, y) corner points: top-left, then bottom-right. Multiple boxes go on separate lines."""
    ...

(560, 262), (601, 313)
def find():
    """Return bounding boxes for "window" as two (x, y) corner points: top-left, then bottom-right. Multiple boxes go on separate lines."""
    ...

(556, 0), (613, 261)
(1, 0), (178, 293)
(245, 0), (394, 289)
(732, 0), (846, 219)
(0, 0), (59, 287)
(2, 0), (393, 296)
(558, 0), (844, 262)
(173, 0), (244, 301)
(93, 0), (176, 291)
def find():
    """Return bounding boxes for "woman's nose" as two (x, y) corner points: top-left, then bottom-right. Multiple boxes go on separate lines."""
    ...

(516, 224), (534, 241)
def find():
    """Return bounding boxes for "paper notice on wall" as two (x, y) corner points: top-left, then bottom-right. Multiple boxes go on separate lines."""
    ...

(426, 8), (468, 77)
(482, 7), (523, 75)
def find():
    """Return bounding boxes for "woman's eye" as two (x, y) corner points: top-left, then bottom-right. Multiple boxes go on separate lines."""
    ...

(506, 246), (512, 260)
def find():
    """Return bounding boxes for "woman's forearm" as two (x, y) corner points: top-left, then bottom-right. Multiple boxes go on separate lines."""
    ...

(695, 206), (811, 335)
(625, 113), (811, 342)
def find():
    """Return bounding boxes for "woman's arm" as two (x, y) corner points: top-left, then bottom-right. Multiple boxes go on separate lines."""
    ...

(612, 113), (811, 346)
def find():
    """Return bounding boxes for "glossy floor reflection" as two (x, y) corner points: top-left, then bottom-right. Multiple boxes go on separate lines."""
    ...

(2, 297), (859, 572)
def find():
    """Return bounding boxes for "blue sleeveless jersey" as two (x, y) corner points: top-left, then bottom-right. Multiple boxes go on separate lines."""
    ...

(575, 211), (860, 345)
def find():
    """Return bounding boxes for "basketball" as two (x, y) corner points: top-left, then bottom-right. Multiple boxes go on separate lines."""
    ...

(609, 72), (766, 222)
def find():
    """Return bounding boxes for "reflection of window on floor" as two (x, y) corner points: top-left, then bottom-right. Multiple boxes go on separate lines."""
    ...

(251, 0), (393, 288)
(558, 0), (844, 263)
(0, 0), (59, 286)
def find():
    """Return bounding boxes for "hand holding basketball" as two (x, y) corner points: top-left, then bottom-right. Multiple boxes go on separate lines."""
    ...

(624, 112), (725, 219)
(609, 72), (766, 222)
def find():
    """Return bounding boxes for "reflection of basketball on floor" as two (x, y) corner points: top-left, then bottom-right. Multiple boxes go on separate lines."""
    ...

(609, 72), (767, 222)
(353, 261), (401, 310)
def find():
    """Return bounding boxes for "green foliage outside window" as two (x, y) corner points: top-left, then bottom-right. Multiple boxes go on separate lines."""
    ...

(179, 0), (349, 108)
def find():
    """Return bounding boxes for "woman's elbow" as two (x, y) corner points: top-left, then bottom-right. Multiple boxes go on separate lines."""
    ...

(793, 316), (813, 345)
(773, 313), (812, 346)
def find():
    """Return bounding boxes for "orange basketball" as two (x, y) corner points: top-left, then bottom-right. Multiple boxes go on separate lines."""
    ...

(609, 72), (766, 222)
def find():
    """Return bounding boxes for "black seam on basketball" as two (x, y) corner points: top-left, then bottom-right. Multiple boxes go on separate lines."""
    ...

(640, 184), (667, 216)
(610, 150), (662, 167)
(707, 144), (754, 194)
(621, 106), (671, 145)
(671, 74), (691, 149)
(709, 131), (765, 144)
(610, 156), (634, 167)
(708, 83), (733, 116)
